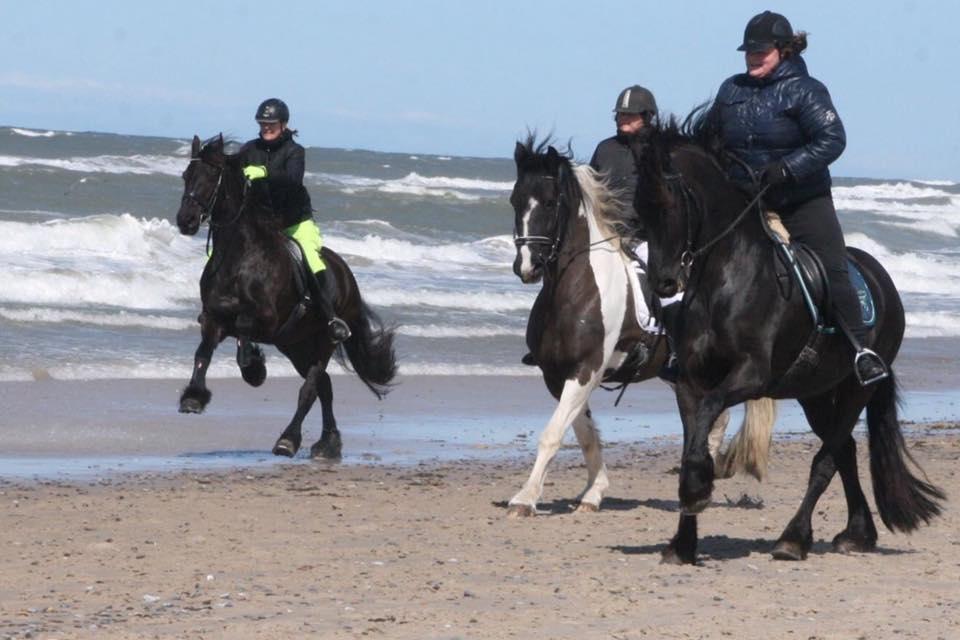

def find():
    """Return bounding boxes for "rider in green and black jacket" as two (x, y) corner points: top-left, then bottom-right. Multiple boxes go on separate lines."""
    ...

(239, 98), (350, 344)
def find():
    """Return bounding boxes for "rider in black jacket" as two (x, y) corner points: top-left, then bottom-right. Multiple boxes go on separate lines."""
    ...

(590, 84), (656, 241)
(708, 11), (886, 385)
(239, 98), (350, 343)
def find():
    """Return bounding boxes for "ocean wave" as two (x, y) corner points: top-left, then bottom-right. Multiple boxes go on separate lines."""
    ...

(10, 127), (59, 138)
(845, 233), (960, 296)
(327, 233), (514, 268)
(0, 153), (186, 176)
(309, 171), (512, 201)
(905, 311), (960, 338)
(0, 359), (538, 382)
(0, 307), (194, 331)
(834, 182), (953, 202)
(398, 323), (524, 338)
(365, 287), (535, 311)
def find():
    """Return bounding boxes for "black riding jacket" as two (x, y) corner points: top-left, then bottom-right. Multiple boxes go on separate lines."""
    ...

(238, 130), (313, 227)
(590, 131), (649, 238)
(710, 55), (846, 208)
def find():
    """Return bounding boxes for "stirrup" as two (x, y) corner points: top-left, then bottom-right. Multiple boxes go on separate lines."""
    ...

(328, 317), (351, 344)
(854, 348), (888, 386)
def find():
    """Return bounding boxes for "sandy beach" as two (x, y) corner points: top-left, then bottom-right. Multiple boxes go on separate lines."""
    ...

(0, 432), (957, 639)
(1, 337), (959, 638)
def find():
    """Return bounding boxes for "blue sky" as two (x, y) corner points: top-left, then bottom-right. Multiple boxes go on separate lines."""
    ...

(2, 0), (958, 179)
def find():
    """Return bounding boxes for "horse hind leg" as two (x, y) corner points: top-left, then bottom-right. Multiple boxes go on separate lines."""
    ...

(309, 371), (342, 460)
(571, 405), (609, 512)
(713, 398), (777, 481)
(507, 377), (594, 518)
(273, 362), (324, 457)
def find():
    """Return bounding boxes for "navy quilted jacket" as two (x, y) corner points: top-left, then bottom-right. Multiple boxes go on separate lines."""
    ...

(710, 55), (845, 207)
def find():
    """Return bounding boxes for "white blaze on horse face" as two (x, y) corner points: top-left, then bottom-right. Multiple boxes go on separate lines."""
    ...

(519, 196), (539, 279)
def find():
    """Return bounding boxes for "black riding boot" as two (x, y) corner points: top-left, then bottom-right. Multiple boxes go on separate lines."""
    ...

(831, 272), (888, 386)
(309, 270), (351, 344)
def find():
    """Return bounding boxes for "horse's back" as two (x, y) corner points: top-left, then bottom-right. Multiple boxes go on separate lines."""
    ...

(846, 246), (905, 355)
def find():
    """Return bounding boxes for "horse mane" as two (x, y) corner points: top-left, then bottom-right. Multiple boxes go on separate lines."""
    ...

(516, 133), (632, 260)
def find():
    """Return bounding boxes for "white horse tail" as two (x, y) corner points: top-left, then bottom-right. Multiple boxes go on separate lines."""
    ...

(714, 397), (777, 481)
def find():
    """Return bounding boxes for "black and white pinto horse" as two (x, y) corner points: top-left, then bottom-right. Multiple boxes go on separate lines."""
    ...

(175, 135), (397, 459)
(506, 138), (777, 517)
(633, 114), (944, 563)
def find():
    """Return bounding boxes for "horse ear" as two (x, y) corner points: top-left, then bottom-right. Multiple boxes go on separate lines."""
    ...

(546, 145), (561, 172)
(514, 141), (528, 165)
(191, 135), (201, 157)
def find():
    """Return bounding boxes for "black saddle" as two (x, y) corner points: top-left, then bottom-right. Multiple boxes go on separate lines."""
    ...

(774, 242), (876, 332)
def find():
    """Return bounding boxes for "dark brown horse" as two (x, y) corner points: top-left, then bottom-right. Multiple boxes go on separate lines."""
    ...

(506, 137), (777, 517)
(632, 114), (944, 563)
(175, 135), (396, 459)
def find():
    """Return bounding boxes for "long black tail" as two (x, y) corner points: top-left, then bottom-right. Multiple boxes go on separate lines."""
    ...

(333, 299), (397, 399)
(867, 371), (945, 532)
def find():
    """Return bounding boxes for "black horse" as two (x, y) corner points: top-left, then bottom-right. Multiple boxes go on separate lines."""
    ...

(632, 114), (944, 563)
(506, 137), (776, 517)
(175, 135), (397, 459)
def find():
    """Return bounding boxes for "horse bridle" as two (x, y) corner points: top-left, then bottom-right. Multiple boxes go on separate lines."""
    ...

(512, 176), (566, 265)
(669, 171), (769, 272)
(183, 157), (224, 225)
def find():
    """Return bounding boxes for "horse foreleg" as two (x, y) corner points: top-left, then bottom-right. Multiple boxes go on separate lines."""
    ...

(179, 316), (223, 414)
(272, 362), (324, 457)
(309, 371), (342, 460)
(507, 377), (594, 517)
(662, 513), (699, 565)
(571, 405), (609, 512)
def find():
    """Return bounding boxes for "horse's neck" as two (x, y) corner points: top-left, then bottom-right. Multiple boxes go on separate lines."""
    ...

(692, 203), (775, 296)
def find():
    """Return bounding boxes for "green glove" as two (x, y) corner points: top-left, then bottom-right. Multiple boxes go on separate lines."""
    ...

(242, 165), (268, 181)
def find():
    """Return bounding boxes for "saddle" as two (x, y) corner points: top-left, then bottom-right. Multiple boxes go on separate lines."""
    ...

(766, 213), (876, 332)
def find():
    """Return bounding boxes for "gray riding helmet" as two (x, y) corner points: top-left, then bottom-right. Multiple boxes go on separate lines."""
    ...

(613, 85), (658, 116)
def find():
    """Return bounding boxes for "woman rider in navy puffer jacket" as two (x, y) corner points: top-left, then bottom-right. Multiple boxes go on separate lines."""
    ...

(707, 10), (887, 385)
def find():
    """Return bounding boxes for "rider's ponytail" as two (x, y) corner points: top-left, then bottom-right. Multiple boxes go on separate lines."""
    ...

(779, 32), (808, 59)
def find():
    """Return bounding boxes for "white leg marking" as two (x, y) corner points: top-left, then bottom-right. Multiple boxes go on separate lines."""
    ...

(508, 376), (596, 512)
(571, 405), (609, 510)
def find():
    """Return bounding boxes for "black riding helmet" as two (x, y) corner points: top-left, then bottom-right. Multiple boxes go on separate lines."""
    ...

(255, 98), (290, 123)
(613, 85), (657, 116)
(738, 11), (793, 52)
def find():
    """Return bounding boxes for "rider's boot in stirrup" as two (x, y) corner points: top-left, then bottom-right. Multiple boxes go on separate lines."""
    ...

(854, 348), (888, 386)
(309, 270), (351, 344)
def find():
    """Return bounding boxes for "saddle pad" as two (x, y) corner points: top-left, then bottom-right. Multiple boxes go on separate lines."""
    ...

(792, 246), (876, 328)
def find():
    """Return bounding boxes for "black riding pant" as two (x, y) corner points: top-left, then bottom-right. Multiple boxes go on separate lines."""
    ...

(778, 193), (866, 343)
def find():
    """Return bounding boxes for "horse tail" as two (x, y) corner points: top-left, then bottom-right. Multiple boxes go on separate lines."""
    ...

(714, 398), (777, 481)
(867, 371), (945, 532)
(334, 299), (397, 399)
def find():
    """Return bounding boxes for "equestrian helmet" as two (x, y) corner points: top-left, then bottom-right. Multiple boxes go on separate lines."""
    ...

(255, 98), (290, 123)
(737, 11), (793, 52)
(613, 85), (657, 115)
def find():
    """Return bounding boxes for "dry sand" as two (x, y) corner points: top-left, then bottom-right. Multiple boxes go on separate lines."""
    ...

(2, 431), (958, 639)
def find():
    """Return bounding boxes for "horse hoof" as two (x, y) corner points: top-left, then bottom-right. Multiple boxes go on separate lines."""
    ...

(272, 439), (298, 458)
(506, 504), (536, 518)
(832, 533), (876, 554)
(178, 398), (205, 414)
(660, 546), (694, 565)
(241, 362), (266, 387)
(309, 443), (342, 460)
(575, 502), (599, 513)
(771, 540), (807, 561)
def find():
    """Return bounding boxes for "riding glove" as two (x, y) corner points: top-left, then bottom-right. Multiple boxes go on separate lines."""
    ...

(760, 160), (790, 188)
(242, 165), (268, 181)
